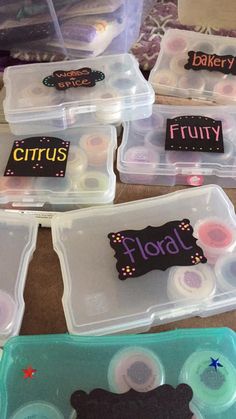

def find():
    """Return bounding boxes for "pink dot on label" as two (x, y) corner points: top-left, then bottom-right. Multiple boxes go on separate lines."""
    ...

(184, 271), (202, 288)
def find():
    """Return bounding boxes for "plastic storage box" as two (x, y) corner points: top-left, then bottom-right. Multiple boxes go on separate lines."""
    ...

(118, 104), (236, 188)
(0, 124), (116, 215)
(0, 212), (37, 346)
(149, 29), (236, 104)
(0, 0), (144, 59)
(52, 185), (236, 335)
(0, 328), (235, 418)
(3, 53), (154, 135)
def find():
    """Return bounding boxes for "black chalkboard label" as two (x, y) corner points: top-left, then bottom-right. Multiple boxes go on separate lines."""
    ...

(71, 384), (194, 419)
(4, 137), (70, 177)
(43, 68), (105, 90)
(108, 219), (207, 280)
(185, 51), (236, 75)
(165, 115), (224, 153)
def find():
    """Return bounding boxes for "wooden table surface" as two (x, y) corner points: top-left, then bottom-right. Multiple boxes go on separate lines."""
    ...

(0, 83), (234, 336)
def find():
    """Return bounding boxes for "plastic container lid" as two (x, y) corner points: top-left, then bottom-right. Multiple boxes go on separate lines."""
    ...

(3, 53), (154, 135)
(118, 104), (236, 188)
(52, 185), (236, 335)
(0, 124), (116, 208)
(149, 29), (236, 104)
(0, 211), (38, 345)
(0, 328), (235, 418)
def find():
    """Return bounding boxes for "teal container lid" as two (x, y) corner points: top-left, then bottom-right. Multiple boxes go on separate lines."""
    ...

(10, 401), (64, 419)
(180, 350), (236, 412)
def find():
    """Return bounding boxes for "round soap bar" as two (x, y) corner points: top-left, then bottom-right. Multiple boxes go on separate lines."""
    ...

(109, 61), (131, 74)
(75, 171), (109, 191)
(213, 80), (236, 103)
(152, 69), (177, 91)
(0, 177), (33, 192)
(0, 291), (16, 332)
(218, 45), (236, 56)
(178, 74), (205, 94)
(145, 130), (165, 151)
(11, 402), (64, 419)
(79, 133), (109, 166)
(165, 150), (201, 165)
(95, 88), (122, 123)
(192, 41), (215, 54)
(124, 146), (160, 168)
(109, 75), (137, 94)
(132, 113), (165, 136)
(179, 350), (236, 411)
(170, 54), (189, 75)
(167, 264), (216, 301)
(20, 82), (55, 107)
(215, 253), (236, 291)
(108, 347), (165, 393)
(194, 218), (236, 257)
(165, 34), (189, 55)
(67, 146), (88, 175)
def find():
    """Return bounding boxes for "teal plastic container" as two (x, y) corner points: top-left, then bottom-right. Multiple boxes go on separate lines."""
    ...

(0, 328), (235, 418)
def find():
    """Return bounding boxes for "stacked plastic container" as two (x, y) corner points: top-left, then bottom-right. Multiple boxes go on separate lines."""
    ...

(1, 53), (154, 217)
(149, 29), (236, 104)
(0, 0), (145, 59)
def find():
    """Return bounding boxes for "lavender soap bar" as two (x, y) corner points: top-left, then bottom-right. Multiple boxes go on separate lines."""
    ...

(149, 29), (236, 104)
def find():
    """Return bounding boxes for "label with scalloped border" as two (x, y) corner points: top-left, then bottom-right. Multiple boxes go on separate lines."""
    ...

(165, 115), (224, 153)
(43, 68), (105, 90)
(108, 219), (207, 280)
(4, 136), (70, 177)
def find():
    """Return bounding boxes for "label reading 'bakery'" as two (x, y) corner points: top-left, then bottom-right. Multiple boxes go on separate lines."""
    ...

(108, 219), (207, 280)
(165, 115), (224, 153)
(4, 137), (70, 177)
(185, 51), (236, 75)
(43, 67), (105, 90)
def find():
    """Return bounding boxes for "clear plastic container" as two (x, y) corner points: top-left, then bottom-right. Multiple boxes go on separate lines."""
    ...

(0, 124), (116, 213)
(118, 104), (236, 188)
(3, 53), (154, 135)
(0, 0), (144, 59)
(52, 185), (236, 335)
(0, 212), (38, 346)
(0, 328), (235, 418)
(149, 29), (236, 104)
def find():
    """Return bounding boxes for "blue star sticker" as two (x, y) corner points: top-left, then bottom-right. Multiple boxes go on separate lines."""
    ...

(209, 357), (223, 371)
